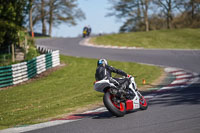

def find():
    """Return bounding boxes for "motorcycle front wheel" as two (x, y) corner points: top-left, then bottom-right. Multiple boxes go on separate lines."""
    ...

(139, 96), (148, 110)
(103, 91), (126, 117)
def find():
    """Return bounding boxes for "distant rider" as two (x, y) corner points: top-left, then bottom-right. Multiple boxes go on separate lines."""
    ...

(83, 26), (88, 32)
(87, 25), (92, 36)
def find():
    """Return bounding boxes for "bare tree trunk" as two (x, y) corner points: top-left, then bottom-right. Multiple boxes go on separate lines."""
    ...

(191, 0), (195, 20)
(167, 11), (171, 29)
(144, 0), (149, 31)
(167, 0), (172, 29)
(140, 0), (149, 31)
(48, 16), (53, 37)
(11, 44), (15, 62)
(41, 0), (46, 35)
(48, 0), (53, 37)
(157, 0), (173, 29)
(137, 1), (141, 19)
(29, 0), (34, 37)
(25, 36), (28, 54)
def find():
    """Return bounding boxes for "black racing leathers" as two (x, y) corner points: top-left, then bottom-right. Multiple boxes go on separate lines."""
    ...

(95, 64), (129, 89)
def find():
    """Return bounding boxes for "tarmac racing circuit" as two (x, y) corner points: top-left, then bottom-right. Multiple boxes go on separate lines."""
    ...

(3, 37), (200, 133)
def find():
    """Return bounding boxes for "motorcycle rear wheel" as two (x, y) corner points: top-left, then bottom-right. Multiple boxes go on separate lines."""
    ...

(103, 91), (126, 117)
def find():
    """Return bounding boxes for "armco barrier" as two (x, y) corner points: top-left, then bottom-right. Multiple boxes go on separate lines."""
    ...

(0, 50), (60, 88)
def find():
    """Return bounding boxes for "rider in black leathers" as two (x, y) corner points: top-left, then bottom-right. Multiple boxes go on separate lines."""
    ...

(95, 59), (130, 91)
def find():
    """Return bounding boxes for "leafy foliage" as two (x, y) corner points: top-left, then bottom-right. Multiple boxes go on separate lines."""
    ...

(0, 20), (19, 53)
(25, 42), (40, 61)
(0, 0), (29, 52)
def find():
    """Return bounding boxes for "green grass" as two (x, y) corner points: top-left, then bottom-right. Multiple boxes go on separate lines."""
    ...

(0, 55), (162, 129)
(91, 28), (200, 49)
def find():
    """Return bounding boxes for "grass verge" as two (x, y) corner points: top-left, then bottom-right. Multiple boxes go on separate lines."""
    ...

(91, 28), (200, 49)
(0, 55), (162, 129)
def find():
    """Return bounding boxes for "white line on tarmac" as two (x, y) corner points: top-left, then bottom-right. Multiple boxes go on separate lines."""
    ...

(176, 74), (192, 79)
(172, 71), (187, 76)
(0, 120), (78, 133)
(171, 79), (188, 84)
(84, 107), (107, 113)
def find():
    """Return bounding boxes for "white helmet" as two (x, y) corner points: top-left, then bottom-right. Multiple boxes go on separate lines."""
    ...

(97, 59), (108, 66)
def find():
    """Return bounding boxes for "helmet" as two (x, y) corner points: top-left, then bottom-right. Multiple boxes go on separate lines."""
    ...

(97, 59), (108, 66)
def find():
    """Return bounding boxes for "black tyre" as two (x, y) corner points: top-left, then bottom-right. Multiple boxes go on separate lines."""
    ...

(139, 96), (148, 110)
(103, 91), (126, 117)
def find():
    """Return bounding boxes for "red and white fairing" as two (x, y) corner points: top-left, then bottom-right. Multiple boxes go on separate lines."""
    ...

(94, 76), (140, 111)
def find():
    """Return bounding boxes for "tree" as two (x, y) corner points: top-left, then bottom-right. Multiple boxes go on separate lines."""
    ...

(185, 0), (200, 27)
(140, 0), (150, 31)
(181, 0), (200, 21)
(167, 0), (200, 28)
(179, 0), (200, 19)
(41, 0), (47, 35)
(30, 0), (85, 37)
(107, 0), (150, 32)
(0, 0), (29, 53)
(47, 0), (85, 37)
(29, 0), (34, 37)
(154, 0), (178, 29)
(29, 0), (47, 35)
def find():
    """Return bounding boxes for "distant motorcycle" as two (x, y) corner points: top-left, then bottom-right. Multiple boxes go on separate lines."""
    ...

(82, 27), (91, 38)
(94, 75), (148, 117)
(82, 29), (87, 38)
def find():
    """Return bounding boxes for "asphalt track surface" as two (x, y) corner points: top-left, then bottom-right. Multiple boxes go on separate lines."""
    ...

(27, 37), (200, 133)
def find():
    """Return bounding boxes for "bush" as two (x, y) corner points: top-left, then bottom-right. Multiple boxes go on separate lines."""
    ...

(25, 43), (40, 60)
(0, 28), (40, 65)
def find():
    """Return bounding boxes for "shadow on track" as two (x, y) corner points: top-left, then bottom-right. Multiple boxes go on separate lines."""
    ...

(72, 110), (140, 120)
(148, 81), (200, 106)
(72, 111), (113, 120)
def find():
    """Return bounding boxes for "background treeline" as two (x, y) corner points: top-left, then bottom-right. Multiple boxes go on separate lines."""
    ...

(108, 0), (200, 32)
